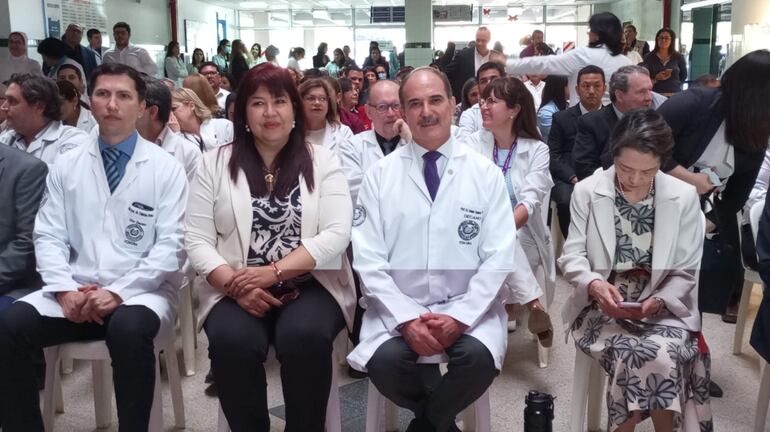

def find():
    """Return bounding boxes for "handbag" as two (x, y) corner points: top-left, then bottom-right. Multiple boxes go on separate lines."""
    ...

(698, 198), (741, 314)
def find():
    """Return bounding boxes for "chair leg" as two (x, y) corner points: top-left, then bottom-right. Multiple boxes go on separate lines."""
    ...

(325, 361), (342, 432)
(163, 348), (186, 429)
(755, 361), (770, 432)
(92, 359), (113, 429)
(148, 356), (164, 432)
(462, 402), (476, 432)
(42, 347), (61, 432)
(586, 361), (605, 432)
(365, 379), (385, 432)
(474, 389), (492, 432)
(570, 350), (592, 432)
(733, 279), (755, 355)
(60, 356), (73, 375)
(179, 281), (197, 377)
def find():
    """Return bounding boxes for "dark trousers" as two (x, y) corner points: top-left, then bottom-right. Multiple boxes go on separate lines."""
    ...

(551, 181), (574, 238)
(367, 334), (498, 432)
(204, 281), (345, 432)
(0, 301), (160, 432)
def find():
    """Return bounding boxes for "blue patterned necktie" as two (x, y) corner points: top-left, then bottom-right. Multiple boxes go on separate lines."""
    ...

(102, 147), (122, 193)
(422, 151), (441, 201)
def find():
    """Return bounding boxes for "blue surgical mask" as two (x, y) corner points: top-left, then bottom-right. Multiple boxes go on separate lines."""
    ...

(377, 72), (387, 80)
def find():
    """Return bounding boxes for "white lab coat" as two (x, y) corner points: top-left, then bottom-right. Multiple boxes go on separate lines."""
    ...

(75, 107), (98, 133)
(157, 126), (202, 181)
(465, 130), (556, 306)
(0, 121), (88, 167)
(318, 121), (353, 154)
(19, 134), (188, 337)
(338, 129), (405, 204)
(458, 103), (482, 137)
(198, 118), (233, 151)
(347, 137), (516, 372)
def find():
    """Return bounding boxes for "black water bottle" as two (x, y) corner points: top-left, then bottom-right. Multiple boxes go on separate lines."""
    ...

(524, 391), (554, 432)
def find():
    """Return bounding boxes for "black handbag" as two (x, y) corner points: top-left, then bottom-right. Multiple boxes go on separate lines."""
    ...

(698, 198), (741, 314)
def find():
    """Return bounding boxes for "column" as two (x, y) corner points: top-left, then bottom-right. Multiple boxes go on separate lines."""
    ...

(404, 0), (432, 67)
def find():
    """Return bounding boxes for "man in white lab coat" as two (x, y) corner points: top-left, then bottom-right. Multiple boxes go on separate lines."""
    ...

(338, 79), (406, 204)
(0, 73), (88, 166)
(136, 75), (201, 180)
(348, 67), (515, 432)
(0, 63), (188, 431)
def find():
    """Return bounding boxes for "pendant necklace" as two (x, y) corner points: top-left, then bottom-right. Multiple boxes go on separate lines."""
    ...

(263, 166), (278, 194)
(616, 176), (654, 201)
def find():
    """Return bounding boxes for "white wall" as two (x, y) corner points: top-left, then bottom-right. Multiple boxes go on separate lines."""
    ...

(594, 0), (663, 43)
(9, 0), (45, 40)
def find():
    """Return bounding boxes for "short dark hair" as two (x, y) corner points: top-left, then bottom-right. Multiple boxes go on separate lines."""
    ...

(609, 65), (649, 102)
(623, 24), (638, 33)
(399, 67), (453, 107)
(198, 61), (221, 74)
(344, 65), (363, 76)
(476, 62), (505, 82)
(610, 108), (673, 160)
(577, 65), (606, 84)
(37, 37), (69, 59)
(141, 76), (171, 124)
(89, 63), (146, 101)
(57, 63), (83, 81)
(588, 12), (623, 56)
(9, 73), (61, 121)
(113, 22), (131, 34)
(86, 28), (101, 39)
(338, 77), (354, 94)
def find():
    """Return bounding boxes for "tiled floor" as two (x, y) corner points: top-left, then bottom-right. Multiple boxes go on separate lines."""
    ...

(47, 277), (766, 431)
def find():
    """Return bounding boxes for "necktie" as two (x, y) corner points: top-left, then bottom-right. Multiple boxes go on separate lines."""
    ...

(102, 147), (122, 193)
(422, 151), (441, 201)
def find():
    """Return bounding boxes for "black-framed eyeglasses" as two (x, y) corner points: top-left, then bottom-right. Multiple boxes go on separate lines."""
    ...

(367, 102), (401, 113)
(479, 97), (501, 107)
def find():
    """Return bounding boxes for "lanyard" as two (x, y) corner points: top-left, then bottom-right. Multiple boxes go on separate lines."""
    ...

(492, 137), (518, 176)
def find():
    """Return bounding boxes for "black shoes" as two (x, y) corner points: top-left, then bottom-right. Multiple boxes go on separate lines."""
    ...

(709, 380), (723, 398)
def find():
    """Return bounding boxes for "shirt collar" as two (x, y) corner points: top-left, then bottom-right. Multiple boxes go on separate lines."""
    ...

(411, 135), (453, 161)
(374, 131), (400, 146)
(99, 131), (138, 157)
(611, 103), (625, 120)
(16, 121), (56, 145)
(155, 126), (171, 146)
(578, 103), (591, 115)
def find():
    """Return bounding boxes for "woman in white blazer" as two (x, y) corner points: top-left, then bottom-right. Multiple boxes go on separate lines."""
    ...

(465, 76), (555, 346)
(185, 63), (355, 432)
(298, 78), (354, 155)
(506, 12), (631, 107)
(558, 109), (711, 431)
(171, 87), (233, 151)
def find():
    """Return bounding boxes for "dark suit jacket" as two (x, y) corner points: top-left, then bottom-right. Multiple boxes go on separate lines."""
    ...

(444, 47), (476, 102)
(572, 104), (618, 180)
(753, 195), (770, 363)
(548, 104), (582, 184)
(0, 145), (48, 296)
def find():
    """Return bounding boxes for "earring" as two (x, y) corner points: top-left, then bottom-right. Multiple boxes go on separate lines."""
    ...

(292, 120), (296, 128)
(245, 125), (251, 132)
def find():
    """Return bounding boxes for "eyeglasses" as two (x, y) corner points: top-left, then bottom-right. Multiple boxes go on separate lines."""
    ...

(303, 96), (328, 104)
(200, 71), (219, 77)
(479, 97), (501, 107)
(367, 102), (401, 113)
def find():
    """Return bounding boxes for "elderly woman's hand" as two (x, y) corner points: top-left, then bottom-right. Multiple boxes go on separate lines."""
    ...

(588, 279), (634, 320)
(227, 266), (279, 298)
(236, 288), (282, 317)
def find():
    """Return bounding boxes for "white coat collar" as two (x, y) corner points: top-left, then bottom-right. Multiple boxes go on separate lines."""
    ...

(88, 132), (152, 195)
(402, 136), (466, 203)
(474, 129), (536, 156)
(23, 121), (61, 154)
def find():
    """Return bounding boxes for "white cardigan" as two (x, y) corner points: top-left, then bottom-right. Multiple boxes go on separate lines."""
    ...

(507, 45), (632, 107)
(184, 144), (356, 329)
(558, 166), (705, 334)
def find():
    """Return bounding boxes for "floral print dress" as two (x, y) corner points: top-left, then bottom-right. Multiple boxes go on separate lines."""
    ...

(571, 190), (713, 431)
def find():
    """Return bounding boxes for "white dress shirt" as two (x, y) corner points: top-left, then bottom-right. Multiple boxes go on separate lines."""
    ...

(458, 103), (483, 137)
(525, 80), (546, 111)
(216, 88), (231, 110)
(103, 45), (159, 77)
(474, 49), (491, 74)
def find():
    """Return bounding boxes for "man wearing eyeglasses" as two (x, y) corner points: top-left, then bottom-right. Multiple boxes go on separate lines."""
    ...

(338, 80), (405, 204)
(458, 62), (506, 137)
(198, 62), (230, 110)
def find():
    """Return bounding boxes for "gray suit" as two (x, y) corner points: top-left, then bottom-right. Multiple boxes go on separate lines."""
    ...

(0, 145), (48, 299)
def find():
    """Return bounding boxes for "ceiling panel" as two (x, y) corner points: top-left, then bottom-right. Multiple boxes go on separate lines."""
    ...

(209, 0), (598, 11)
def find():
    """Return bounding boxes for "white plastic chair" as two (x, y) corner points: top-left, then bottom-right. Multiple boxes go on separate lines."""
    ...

(42, 329), (185, 432)
(179, 265), (197, 376)
(569, 349), (605, 432)
(365, 354), (492, 432)
(734, 202), (765, 354)
(217, 343), (342, 432)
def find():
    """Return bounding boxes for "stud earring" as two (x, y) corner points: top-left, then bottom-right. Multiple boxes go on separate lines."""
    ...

(292, 120), (296, 128)
(245, 125), (251, 132)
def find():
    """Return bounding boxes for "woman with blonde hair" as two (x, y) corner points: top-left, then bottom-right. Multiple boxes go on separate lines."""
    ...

(172, 87), (233, 151)
(183, 73), (223, 117)
(298, 78), (353, 152)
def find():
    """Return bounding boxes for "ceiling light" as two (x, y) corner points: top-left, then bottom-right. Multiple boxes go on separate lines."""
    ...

(680, 0), (731, 11)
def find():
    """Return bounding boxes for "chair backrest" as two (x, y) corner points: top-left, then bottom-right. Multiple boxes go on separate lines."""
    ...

(751, 199), (765, 248)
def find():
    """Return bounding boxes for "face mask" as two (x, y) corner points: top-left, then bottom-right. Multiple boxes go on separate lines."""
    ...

(377, 72), (387, 80)
(224, 47), (231, 55)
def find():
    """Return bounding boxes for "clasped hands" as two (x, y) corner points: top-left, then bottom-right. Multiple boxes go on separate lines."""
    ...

(588, 279), (662, 320)
(223, 266), (282, 318)
(400, 313), (468, 357)
(56, 285), (123, 325)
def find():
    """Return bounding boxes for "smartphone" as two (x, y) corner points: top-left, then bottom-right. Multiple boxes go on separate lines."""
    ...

(618, 301), (642, 309)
